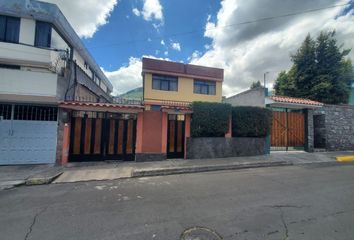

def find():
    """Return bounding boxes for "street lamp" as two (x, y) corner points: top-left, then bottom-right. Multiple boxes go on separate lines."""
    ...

(263, 72), (269, 88)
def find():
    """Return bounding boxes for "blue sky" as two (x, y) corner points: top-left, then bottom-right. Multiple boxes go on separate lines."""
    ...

(82, 0), (220, 72)
(47, 0), (354, 96)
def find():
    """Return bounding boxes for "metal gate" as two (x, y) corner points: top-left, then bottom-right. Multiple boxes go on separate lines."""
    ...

(271, 109), (305, 151)
(167, 114), (185, 159)
(69, 111), (136, 162)
(0, 104), (58, 165)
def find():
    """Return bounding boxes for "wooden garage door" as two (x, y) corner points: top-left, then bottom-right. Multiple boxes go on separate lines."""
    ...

(271, 110), (305, 151)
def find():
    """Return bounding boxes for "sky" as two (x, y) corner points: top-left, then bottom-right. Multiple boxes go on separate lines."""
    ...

(44, 0), (354, 96)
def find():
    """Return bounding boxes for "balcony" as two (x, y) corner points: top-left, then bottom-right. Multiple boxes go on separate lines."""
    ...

(0, 68), (57, 103)
(0, 42), (60, 67)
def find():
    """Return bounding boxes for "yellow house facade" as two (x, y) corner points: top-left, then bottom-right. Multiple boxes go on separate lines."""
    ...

(142, 58), (223, 105)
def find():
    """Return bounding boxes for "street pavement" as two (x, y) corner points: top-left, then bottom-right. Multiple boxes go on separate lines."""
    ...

(0, 164), (354, 240)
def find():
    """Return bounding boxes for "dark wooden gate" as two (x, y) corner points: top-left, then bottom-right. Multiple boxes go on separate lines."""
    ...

(271, 110), (305, 151)
(69, 111), (136, 162)
(167, 114), (185, 159)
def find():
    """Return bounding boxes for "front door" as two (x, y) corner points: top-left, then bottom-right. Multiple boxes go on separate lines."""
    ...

(271, 109), (305, 151)
(167, 114), (185, 159)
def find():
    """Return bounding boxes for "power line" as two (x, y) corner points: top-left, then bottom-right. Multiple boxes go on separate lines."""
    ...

(87, 2), (351, 49)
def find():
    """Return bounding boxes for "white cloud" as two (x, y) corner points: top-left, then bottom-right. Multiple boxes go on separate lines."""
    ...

(44, 0), (117, 38)
(132, 8), (141, 16)
(188, 50), (201, 61)
(104, 56), (170, 95)
(161, 39), (165, 45)
(103, 57), (142, 95)
(164, 51), (169, 56)
(141, 0), (163, 21)
(171, 42), (181, 51)
(190, 0), (354, 97)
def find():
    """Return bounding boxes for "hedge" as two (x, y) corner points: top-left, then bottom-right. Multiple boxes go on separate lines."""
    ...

(232, 106), (272, 137)
(191, 102), (232, 137)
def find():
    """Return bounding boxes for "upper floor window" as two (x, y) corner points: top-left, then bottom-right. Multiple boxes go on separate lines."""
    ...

(194, 79), (216, 95)
(35, 21), (52, 48)
(0, 15), (20, 43)
(152, 74), (178, 91)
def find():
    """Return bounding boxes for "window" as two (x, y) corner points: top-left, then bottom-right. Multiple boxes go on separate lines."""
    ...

(194, 80), (216, 95)
(152, 74), (178, 91)
(35, 21), (52, 48)
(0, 15), (20, 43)
(0, 64), (20, 70)
(0, 104), (12, 120)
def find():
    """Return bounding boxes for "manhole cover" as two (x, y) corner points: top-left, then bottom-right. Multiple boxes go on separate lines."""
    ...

(181, 227), (222, 240)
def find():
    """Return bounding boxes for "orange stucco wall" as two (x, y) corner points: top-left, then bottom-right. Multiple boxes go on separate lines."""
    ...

(141, 111), (163, 153)
(60, 123), (70, 165)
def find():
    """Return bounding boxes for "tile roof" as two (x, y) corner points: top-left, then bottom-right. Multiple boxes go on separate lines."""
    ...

(142, 57), (224, 81)
(59, 101), (144, 110)
(268, 96), (323, 106)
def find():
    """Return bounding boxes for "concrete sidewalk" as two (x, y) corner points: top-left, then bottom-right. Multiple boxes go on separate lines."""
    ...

(53, 151), (353, 184)
(0, 165), (62, 190)
(1, 151), (352, 187)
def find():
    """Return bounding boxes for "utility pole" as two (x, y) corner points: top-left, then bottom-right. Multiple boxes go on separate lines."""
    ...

(263, 72), (269, 88)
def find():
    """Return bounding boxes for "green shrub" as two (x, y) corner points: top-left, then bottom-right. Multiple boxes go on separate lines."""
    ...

(191, 102), (232, 137)
(232, 107), (272, 137)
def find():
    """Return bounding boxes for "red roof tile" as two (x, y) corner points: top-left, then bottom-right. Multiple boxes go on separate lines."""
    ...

(59, 101), (144, 110)
(268, 96), (323, 106)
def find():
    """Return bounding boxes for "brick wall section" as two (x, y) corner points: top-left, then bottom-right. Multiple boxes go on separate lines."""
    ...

(314, 105), (354, 151)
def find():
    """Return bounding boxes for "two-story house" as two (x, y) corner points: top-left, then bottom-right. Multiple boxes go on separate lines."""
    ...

(0, 0), (113, 165)
(136, 57), (224, 161)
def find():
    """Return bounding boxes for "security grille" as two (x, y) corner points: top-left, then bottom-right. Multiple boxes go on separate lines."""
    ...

(0, 104), (12, 120)
(13, 105), (57, 121)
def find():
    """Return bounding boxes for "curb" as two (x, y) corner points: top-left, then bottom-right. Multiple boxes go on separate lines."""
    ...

(336, 156), (354, 162)
(25, 171), (63, 186)
(131, 161), (292, 178)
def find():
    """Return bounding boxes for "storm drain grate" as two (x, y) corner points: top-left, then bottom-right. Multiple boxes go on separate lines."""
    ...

(181, 226), (223, 240)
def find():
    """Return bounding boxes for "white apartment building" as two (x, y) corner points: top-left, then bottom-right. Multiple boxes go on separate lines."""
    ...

(0, 0), (113, 165)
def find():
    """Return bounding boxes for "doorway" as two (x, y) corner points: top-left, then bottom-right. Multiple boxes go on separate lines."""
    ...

(167, 114), (185, 159)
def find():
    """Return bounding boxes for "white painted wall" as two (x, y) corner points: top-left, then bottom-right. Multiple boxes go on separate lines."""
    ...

(73, 50), (93, 78)
(0, 68), (57, 97)
(19, 18), (35, 45)
(0, 42), (52, 66)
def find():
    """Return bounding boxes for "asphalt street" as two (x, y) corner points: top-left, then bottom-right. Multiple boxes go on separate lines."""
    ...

(0, 164), (354, 240)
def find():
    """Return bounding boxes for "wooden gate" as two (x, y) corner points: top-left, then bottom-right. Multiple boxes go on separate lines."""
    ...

(167, 114), (185, 159)
(271, 110), (305, 151)
(69, 111), (136, 162)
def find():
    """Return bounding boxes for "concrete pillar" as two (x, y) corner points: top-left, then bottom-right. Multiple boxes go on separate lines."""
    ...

(225, 114), (232, 138)
(305, 109), (314, 152)
(60, 123), (70, 165)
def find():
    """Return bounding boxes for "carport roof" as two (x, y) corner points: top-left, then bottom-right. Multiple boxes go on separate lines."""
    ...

(59, 101), (144, 113)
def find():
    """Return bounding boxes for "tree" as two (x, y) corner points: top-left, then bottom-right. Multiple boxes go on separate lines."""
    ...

(250, 80), (261, 89)
(274, 31), (353, 104)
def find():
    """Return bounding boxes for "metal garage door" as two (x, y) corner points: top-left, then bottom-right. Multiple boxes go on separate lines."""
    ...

(0, 104), (58, 165)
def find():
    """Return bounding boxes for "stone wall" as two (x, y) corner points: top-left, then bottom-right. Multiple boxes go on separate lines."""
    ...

(186, 137), (266, 159)
(314, 105), (354, 151)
